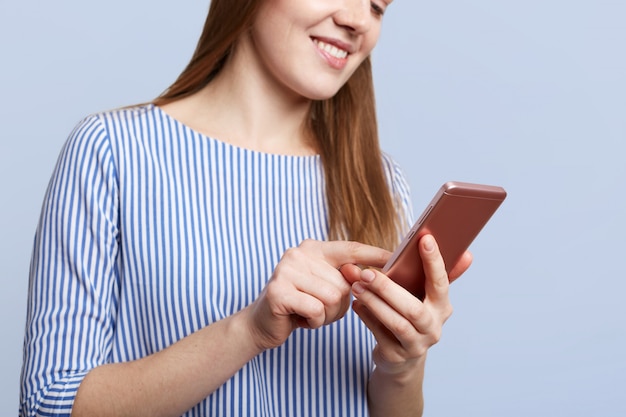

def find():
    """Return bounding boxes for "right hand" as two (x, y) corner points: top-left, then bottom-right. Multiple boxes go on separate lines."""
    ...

(244, 239), (390, 351)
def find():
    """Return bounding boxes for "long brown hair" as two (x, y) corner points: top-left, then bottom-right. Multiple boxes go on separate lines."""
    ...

(153, 0), (403, 250)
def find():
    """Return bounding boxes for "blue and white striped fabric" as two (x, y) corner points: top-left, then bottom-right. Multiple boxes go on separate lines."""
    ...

(20, 104), (413, 417)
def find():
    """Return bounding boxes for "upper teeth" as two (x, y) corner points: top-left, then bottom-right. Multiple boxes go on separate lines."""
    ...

(314, 39), (348, 59)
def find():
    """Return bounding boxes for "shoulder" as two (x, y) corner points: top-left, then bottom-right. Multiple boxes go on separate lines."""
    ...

(68, 104), (154, 138)
(66, 104), (161, 151)
(89, 104), (157, 131)
(55, 105), (156, 179)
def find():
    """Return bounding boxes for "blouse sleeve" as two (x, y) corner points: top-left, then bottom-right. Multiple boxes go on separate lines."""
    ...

(19, 115), (120, 417)
(381, 152), (415, 235)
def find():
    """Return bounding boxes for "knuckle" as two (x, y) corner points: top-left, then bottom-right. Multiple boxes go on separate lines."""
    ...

(434, 269), (450, 284)
(307, 304), (326, 328)
(281, 247), (300, 261)
(344, 240), (366, 260)
(281, 247), (310, 267)
(310, 301), (325, 317)
(429, 328), (442, 345)
(272, 262), (286, 277)
(299, 239), (318, 250)
(405, 304), (427, 324)
(324, 286), (344, 305)
(264, 279), (284, 300)
(391, 318), (415, 339)
(345, 240), (362, 252)
(272, 262), (295, 282)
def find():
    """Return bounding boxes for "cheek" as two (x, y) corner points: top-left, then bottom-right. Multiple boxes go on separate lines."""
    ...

(364, 29), (382, 55)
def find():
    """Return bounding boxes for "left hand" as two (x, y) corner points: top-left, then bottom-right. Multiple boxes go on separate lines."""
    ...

(340, 234), (472, 376)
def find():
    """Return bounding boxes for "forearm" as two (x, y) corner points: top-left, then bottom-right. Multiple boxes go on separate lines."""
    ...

(367, 356), (426, 417)
(72, 306), (262, 417)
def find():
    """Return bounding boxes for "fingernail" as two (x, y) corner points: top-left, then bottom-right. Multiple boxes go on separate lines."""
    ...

(422, 235), (435, 253)
(352, 282), (365, 295)
(361, 269), (375, 283)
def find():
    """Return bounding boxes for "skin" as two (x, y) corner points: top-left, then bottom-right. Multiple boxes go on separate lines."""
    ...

(247, 0), (385, 101)
(71, 0), (473, 416)
(342, 236), (472, 417)
(73, 241), (396, 417)
(158, 0), (389, 156)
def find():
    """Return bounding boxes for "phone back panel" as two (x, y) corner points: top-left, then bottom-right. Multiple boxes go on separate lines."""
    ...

(383, 182), (506, 299)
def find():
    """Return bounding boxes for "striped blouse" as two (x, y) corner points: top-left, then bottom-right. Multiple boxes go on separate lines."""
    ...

(19, 104), (413, 417)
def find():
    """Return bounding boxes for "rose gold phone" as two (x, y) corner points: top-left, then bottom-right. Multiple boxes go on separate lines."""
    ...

(383, 181), (507, 300)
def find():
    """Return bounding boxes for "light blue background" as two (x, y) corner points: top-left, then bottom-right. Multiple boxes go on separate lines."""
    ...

(1, 1), (624, 415)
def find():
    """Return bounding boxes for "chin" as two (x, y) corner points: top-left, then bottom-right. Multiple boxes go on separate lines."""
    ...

(299, 85), (345, 101)
(283, 70), (351, 101)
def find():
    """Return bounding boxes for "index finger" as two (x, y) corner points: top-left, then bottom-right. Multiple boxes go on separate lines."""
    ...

(317, 240), (391, 269)
(448, 250), (473, 283)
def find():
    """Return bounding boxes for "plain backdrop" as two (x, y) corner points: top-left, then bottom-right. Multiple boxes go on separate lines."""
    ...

(1, 1), (625, 415)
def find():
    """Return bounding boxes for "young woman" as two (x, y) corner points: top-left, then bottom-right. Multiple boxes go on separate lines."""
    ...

(20, 0), (472, 416)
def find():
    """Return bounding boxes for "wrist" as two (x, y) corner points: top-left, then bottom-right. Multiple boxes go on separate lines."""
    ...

(368, 356), (426, 417)
(229, 305), (270, 357)
(372, 354), (427, 384)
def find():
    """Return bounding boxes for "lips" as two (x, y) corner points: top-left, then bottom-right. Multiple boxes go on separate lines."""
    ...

(312, 39), (349, 59)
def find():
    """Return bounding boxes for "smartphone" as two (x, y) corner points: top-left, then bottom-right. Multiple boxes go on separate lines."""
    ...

(382, 181), (507, 300)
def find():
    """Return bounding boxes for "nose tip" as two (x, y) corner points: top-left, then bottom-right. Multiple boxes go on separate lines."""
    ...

(334, 1), (372, 34)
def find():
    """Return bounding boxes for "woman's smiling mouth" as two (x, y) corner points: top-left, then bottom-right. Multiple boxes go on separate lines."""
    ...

(313, 39), (349, 59)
